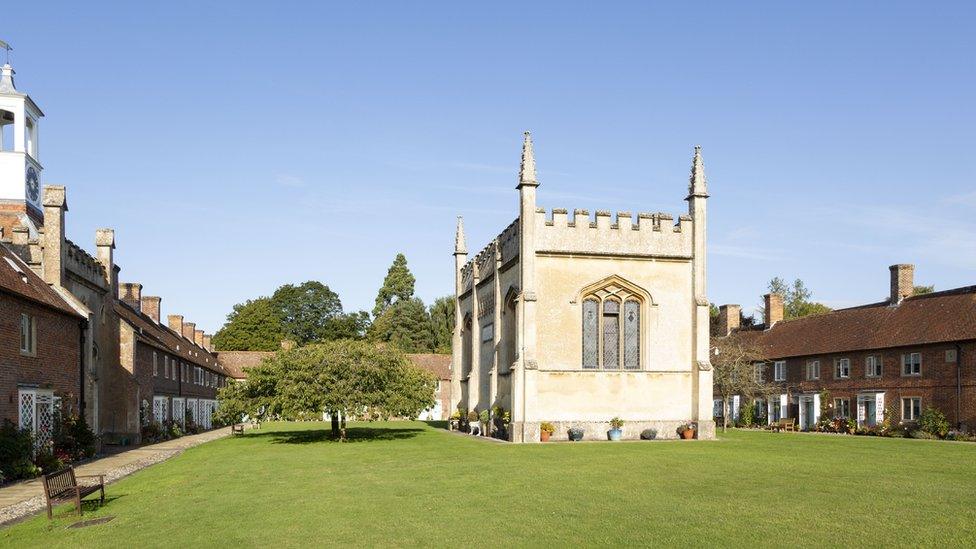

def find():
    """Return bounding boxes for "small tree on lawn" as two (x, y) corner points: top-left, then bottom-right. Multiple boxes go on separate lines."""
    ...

(712, 337), (767, 432)
(216, 340), (436, 441)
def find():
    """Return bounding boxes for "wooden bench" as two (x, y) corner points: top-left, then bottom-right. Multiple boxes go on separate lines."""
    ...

(771, 418), (796, 432)
(231, 423), (245, 435)
(42, 467), (105, 520)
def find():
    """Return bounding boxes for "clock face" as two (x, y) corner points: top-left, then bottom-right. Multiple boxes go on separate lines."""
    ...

(26, 166), (39, 203)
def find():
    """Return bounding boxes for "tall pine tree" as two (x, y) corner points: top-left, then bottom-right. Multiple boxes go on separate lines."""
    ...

(373, 253), (416, 318)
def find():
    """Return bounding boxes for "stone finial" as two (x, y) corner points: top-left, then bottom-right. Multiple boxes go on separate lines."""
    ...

(455, 216), (467, 255)
(688, 145), (708, 198)
(518, 131), (538, 187)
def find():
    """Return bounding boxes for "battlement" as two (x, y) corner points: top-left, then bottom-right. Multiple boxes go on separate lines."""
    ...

(535, 208), (693, 258)
(460, 217), (520, 294)
(65, 238), (108, 289)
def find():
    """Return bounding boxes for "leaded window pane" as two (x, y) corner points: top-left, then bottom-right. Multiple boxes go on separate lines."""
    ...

(582, 299), (599, 369)
(624, 300), (640, 369)
(603, 300), (620, 369)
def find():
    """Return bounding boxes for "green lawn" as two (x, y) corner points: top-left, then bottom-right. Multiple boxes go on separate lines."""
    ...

(3, 422), (976, 547)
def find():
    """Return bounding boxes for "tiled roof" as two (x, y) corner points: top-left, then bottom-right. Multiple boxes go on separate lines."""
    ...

(731, 286), (976, 359)
(216, 351), (275, 379)
(115, 301), (224, 373)
(407, 353), (451, 380)
(0, 242), (83, 318)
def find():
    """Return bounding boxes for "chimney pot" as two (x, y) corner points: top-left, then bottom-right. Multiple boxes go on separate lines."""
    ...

(764, 293), (784, 327)
(141, 296), (161, 323)
(718, 304), (741, 337)
(889, 264), (914, 304)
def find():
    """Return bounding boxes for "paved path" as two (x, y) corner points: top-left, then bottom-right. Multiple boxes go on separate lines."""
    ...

(0, 426), (234, 526)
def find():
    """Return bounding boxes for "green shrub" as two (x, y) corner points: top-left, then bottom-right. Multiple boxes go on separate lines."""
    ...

(32, 450), (64, 475)
(918, 407), (949, 438)
(909, 429), (938, 440)
(53, 414), (97, 462)
(738, 403), (754, 427)
(0, 420), (38, 481)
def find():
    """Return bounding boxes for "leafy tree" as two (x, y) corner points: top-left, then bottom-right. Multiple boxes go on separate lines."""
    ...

(373, 253), (416, 318)
(368, 298), (435, 353)
(711, 337), (767, 432)
(214, 340), (436, 440)
(913, 285), (935, 296)
(323, 311), (371, 341)
(271, 281), (344, 345)
(758, 277), (832, 321)
(428, 295), (455, 353)
(212, 298), (285, 351)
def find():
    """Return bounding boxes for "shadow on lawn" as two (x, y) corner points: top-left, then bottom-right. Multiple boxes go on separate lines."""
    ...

(248, 426), (424, 444)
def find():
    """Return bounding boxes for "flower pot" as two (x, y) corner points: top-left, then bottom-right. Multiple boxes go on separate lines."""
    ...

(568, 429), (584, 442)
(607, 428), (623, 441)
(540, 430), (551, 442)
(681, 429), (696, 440)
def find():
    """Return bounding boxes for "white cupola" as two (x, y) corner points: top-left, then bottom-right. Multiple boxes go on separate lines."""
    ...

(0, 46), (45, 217)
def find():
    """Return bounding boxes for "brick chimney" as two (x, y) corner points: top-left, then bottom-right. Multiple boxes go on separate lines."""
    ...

(168, 314), (184, 336)
(764, 293), (784, 327)
(120, 283), (143, 312)
(141, 296), (161, 323)
(182, 322), (196, 341)
(95, 228), (116, 295)
(41, 186), (67, 287)
(194, 329), (205, 347)
(202, 334), (213, 352)
(889, 264), (914, 304)
(718, 304), (741, 336)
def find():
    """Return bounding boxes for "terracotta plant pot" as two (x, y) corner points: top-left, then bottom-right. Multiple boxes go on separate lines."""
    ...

(540, 430), (551, 442)
(681, 429), (696, 440)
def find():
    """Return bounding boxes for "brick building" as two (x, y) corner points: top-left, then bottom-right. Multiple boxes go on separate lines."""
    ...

(0, 241), (86, 448)
(0, 58), (223, 443)
(407, 354), (452, 420)
(715, 264), (976, 432)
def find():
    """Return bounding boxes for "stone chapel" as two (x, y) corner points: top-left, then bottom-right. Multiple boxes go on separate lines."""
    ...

(451, 133), (714, 442)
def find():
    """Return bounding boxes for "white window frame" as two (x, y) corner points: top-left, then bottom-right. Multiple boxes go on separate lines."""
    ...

(901, 397), (921, 421)
(20, 313), (37, 356)
(901, 352), (922, 376)
(865, 355), (882, 378)
(806, 360), (820, 380)
(773, 361), (786, 382)
(834, 398), (851, 419)
(834, 358), (850, 379)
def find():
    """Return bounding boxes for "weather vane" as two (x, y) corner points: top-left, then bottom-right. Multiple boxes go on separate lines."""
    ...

(0, 40), (11, 65)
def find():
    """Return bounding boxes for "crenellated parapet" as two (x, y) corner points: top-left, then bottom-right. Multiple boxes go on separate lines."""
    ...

(534, 208), (693, 258)
(475, 240), (497, 280)
(65, 238), (108, 289)
(498, 218), (519, 265)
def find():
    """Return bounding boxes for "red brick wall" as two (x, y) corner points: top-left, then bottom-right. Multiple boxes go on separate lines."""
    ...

(0, 292), (82, 423)
(730, 342), (976, 430)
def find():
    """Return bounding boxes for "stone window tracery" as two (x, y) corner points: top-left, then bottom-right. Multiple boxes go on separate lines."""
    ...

(581, 281), (642, 370)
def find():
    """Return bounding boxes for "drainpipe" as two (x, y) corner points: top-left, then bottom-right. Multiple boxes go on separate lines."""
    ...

(956, 343), (963, 430)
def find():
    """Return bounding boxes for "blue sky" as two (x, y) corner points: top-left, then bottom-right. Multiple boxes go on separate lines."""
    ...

(5, 2), (975, 332)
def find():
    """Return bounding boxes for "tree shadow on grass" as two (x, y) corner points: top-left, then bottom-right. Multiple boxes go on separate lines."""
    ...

(248, 426), (424, 445)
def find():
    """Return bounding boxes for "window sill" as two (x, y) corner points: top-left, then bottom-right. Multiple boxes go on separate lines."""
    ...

(20, 350), (37, 358)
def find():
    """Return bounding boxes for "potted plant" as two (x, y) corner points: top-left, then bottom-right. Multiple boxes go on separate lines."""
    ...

(467, 410), (480, 435)
(608, 417), (624, 441)
(479, 409), (490, 436)
(540, 422), (555, 442)
(567, 426), (585, 442)
(640, 428), (658, 440)
(449, 410), (461, 431)
(677, 422), (697, 440)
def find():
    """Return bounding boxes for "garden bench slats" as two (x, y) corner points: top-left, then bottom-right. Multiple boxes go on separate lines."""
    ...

(770, 418), (796, 432)
(42, 467), (105, 520)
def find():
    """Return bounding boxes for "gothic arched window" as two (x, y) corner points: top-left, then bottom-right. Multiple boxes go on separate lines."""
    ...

(581, 281), (643, 370)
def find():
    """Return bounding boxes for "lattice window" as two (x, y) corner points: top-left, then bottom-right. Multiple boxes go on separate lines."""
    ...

(19, 391), (35, 431)
(582, 299), (599, 369)
(580, 280), (644, 370)
(623, 300), (640, 370)
(35, 393), (54, 450)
